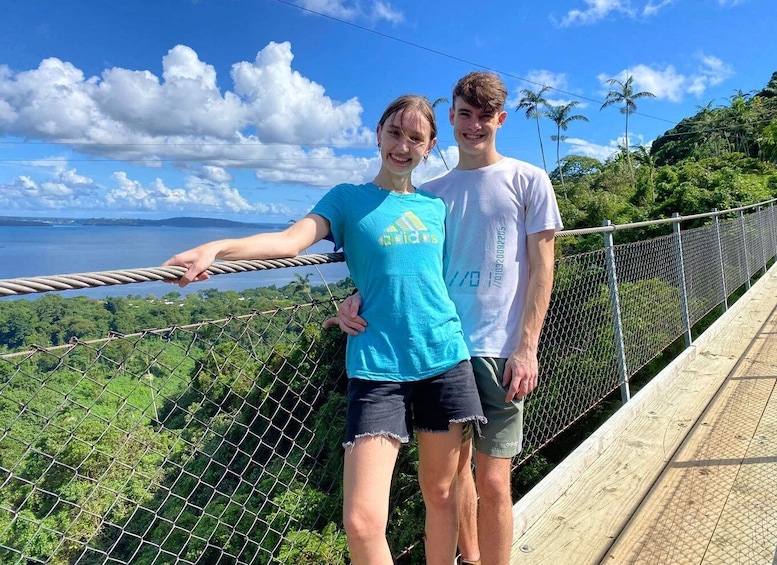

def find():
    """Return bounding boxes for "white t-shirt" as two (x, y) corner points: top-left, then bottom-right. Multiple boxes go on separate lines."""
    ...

(422, 157), (563, 358)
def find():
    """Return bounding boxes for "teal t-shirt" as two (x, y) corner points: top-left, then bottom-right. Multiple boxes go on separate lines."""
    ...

(312, 183), (469, 381)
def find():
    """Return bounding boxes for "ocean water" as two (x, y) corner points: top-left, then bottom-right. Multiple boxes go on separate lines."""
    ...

(0, 225), (349, 300)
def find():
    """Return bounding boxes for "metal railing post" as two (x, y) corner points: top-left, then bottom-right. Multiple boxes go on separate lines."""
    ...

(770, 202), (777, 263)
(758, 206), (767, 275)
(673, 213), (693, 348)
(713, 209), (728, 312)
(739, 209), (751, 290)
(603, 220), (630, 403)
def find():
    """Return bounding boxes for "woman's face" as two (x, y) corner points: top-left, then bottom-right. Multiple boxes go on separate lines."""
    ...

(377, 109), (436, 177)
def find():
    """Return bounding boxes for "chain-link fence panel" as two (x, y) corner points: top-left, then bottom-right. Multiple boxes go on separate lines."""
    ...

(523, 249), (618, 455)
(760, 206), (777, 264)
(0, 301), (353, 565)
(743, 211), (766, 280)
(682, 223), (726, 326)
(719, 216), (750, 295)
(612, 234), (685, 376)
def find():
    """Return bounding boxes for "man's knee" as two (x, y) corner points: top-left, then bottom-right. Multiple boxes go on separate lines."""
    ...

(477, 476), (510, 505)
(474, 456), (512, 503)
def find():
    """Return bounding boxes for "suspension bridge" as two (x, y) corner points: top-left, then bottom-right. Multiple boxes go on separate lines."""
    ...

(1, 201), (776, 564)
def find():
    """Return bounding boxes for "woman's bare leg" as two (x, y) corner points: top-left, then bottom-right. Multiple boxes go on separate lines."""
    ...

(457, 437), (480, 563)
(417, 423), (463, 565)
(343, 435), (400, 565)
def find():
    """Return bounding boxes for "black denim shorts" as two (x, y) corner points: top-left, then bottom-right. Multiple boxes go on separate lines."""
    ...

(343, 360), (486, 447)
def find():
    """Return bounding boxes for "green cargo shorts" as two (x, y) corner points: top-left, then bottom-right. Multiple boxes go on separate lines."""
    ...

(465, 357), (524, 458)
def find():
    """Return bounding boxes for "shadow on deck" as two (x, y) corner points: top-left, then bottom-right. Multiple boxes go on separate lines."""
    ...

(511, 267), (777, 565)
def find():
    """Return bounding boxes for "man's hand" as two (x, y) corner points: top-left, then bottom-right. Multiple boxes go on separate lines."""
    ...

(501, 229), (555, 402)
(322, 292), (367, 336)
(502, 347), (539, 402)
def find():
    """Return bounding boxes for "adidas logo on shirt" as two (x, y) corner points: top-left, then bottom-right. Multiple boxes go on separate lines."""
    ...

(379, 211), (439, 246)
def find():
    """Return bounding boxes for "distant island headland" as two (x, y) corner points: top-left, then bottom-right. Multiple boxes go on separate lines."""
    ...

(0, 216), (289, 230)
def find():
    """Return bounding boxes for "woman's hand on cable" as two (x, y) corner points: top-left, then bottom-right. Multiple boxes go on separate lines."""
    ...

(163, 245), (218, 288)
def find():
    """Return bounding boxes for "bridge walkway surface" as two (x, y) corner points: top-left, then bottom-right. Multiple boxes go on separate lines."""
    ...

(511, 266), (777, 565)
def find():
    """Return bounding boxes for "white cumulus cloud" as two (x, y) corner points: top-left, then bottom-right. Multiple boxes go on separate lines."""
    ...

(599, 53), (734, 103)
(232, 42), (370, 146)
(0, 167), (99, 210)
(559, 0), (635, 26)
(558, 0), (687, 25)
(0, 42), (374, 189)
(297, 0), (403, 23)
(564, 137), (622, 162)
(643, 0), (677, 16)
(105, 171), (275, 214)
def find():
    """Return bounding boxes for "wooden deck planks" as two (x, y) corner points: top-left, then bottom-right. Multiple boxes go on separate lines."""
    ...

(511, 269), (777, 565)
(700, 338), (777, 565)
(605, 315), (777, 564)
(704, 377), (777, 565)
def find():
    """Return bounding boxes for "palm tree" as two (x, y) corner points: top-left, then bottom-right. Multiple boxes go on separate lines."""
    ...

(432, 97), (450, 170)
(289, 272), (314, 302)
(695, 100), (721, 157)
(728, 90), (752, 154)
(600, 75), (655, 186)
(546, 101), (589, 195)
(516, 86), (551, 172)
(633, 145), (657, 203)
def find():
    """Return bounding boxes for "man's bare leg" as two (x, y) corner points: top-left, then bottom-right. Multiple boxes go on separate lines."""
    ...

(475, 453), (513, 565)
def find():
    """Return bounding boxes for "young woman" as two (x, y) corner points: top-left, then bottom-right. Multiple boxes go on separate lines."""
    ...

(163, 95), (485, 565)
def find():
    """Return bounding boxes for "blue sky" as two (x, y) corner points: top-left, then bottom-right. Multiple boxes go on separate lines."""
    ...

(0, 0), (774, 222)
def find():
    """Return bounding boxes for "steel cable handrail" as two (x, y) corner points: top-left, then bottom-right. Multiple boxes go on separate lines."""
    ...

(0, 252), (345, 297)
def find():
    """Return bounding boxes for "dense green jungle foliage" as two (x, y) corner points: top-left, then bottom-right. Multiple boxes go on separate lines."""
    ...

(0, 274), (461, 563)
(553, 71), (777, 254)
(1, 72), (776, 563)
(0, 278), (360, 564)
(0, 276), (352, 353)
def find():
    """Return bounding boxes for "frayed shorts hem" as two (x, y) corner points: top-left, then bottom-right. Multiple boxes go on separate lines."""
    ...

(343, 361), (484, 447)
(416, 415), (487, 436)
(342, 431), (409, 450)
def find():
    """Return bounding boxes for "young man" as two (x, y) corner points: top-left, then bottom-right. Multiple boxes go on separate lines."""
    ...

(327, 72), (562, 565)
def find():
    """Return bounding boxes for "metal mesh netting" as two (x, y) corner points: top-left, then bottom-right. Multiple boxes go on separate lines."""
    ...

(766, 205), (777, 259)
(682, 224), (726, 325)
(743, 212), (764, 282)
(720, 217), (750, 293)
(0, 303), (350, 564)
(525, 249), (619, 444)
(612, 234), (686, 375)
(0, 204), (774, 563)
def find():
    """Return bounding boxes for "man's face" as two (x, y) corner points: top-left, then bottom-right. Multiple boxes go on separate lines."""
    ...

(449, 98), (507, 155)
